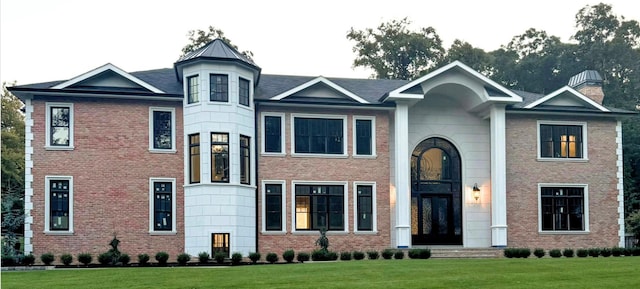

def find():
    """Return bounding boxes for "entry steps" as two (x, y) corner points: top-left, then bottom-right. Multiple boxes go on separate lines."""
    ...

(406, 246), (503, 258)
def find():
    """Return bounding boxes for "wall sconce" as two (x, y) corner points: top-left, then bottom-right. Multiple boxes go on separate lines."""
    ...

(472, 183), (481, 201)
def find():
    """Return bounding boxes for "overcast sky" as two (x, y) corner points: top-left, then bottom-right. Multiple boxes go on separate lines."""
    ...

(1, 0), (639, 86)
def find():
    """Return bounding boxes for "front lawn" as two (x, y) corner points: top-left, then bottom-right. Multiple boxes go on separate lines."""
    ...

(2, 258), (639, 288)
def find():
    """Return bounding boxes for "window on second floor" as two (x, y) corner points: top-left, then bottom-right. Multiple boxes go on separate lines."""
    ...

(239, 78), (250, 107)
(293, 117), (345, 155)
(263, 114), (284, 154)
(210, 74), (228, 102)
(354, 117), (375, 156)
(539, 123), (586, 159)
(149, 107), (175, 152)
(46, 103), (74, 149)
(187, 75), (199, 104)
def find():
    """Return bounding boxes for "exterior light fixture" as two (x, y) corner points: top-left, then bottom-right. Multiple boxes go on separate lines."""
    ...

(473, 183), (481, 201)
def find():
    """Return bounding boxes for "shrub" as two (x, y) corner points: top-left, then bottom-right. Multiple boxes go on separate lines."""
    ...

(98, 253), (113, 265)
(394, 251), (404, 259)
(266, 252), (278, 264)
(611, 247), (623, 257)
(340, 251), (352, 261)
(231, 252), (243, 265)
(622, 247), (633, 256)
(419, 248), (431, 259)
(297, 252), (310, 263)
(518, 248), (531, 258)
(78, 253), (92, 265)
(248, 252), (261, 264)
(549, 249), (562, 258)
(282, 250), (295, 263)
(503, 248), (514, 258)
(588, 248), (601, 257)
(155, 252), (169, 265)
(533, 248), (545, 258)
(41, 253), (54, 265)
(138, 253), (150, 265)
(214, 252), (226, 264)
(576, 249), (589, 257)
(562, 248), (574, 258)
(312, 250), (327, 261)
(367, 251), (379, 260)
(60, 253), (73, 265)
(119, 253), (130, 265)
(327, 251), (338, 261)
(2, 255), (16, 266)
(177, 253), (191, 265)
(198, 252), (210, 264)
(22, 254), (36, 265)
(353, 251), (365, 260)
(631, 247), (640, 256)
(408, 249), (421, 259)
(381, 249), (394, 259)
(600, 247), (612, 257)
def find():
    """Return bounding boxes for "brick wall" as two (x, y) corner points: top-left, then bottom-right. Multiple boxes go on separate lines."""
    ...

(505, 115), (619, 249)
(30, 97), (184, 263)
(257, 107), (392, 254)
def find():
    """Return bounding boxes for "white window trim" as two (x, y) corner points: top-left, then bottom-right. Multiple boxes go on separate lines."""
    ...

(353, 116), (376, 158)
(537, 183), (589, 234)
(261, 180), (286, 234)
(536, 120), (588, 161)
(149, 178), (177, 235)
(261, 112), (286, 156)
(291, 180), (349, 234)
(291, 113), (348, 158)
(185, 74), (200, 106)
(44, 176), (74, 235)
(45, 102), (74, 150)
(353, 182), (377, 233)
(149, 107), (176, 153)
(238, 77), (253, 109)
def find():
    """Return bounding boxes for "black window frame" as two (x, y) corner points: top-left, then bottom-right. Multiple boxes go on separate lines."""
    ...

(187, 75), (199, 104)
(295, 185), (344, 231)
(240, 135), (250, 185)
(211, 133), (229, 183)
(212, 233), (230, 258)
(294, 117), (344, 155)
(356, 185), (373, 231)
(264, 115), (282, 153)
(152, 110), (173, 150)
(50, 106), (70, 147)
(209, 74), (229, 102)
(239, 77), (250, 107)
(265, 184), (283, 231)
(539, 124), (583, 159)
(541, 187), (585, 231)
(189, 133), (200, 184)
(355, 119), (373, 155)
(153, 181), (173, 231)
(49, 179), (70, 231)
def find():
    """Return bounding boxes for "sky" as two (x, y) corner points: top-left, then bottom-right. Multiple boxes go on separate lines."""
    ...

(2, 0), (639, 87)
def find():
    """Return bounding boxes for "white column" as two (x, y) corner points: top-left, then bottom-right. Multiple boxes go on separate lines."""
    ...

(490, 105), (508, 247)
(394, 102), (411, 248)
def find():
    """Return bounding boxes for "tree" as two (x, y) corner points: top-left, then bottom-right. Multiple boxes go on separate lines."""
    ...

(180, 26), (253, 59)
(440, 40), (494, 76)
(347, 18), (445, 79)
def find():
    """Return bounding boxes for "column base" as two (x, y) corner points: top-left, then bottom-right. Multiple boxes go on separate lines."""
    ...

(491, 225), (507, 247)
(395, 225), (411, 248)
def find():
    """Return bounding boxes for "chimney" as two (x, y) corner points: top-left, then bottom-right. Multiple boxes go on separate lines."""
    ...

(568, 70), (604, 104)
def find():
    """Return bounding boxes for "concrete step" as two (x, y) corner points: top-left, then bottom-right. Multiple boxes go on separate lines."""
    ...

(402, 247), (503, 258)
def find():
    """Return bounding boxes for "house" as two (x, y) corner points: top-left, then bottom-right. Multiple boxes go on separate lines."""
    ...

(9, 39), (634, 260)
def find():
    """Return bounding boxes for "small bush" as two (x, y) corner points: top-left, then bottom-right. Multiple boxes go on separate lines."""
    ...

(394, 251), (404, 259)
(408, 249), (421, 259)
(503, 248), (514, 258)
(518, 248), (531, 258)
(327, 251), (338, 261)
(155, 252), (169, 265)
(419, 248), (431, 259)
(588, 248), (601, 257)
(231, 252), (243, 265)
(248, 252), (261, 264)
(312, 250), (328, 261)
(41, 253), (54, 265)
(214, 252), (226, 264)
(198, 252), (210, 264)
(60, 253), (73, 265)
(119, 253), (130, 265)
(562, 248), (574, 258)
(266, 252), (278, 264)
(297, 252), (310, 263)
(340, 251), (352, 261)
(381, 249), (394, 259)
(367, 251), (379, 260)
(611, 247), (623, 257)
(78, 253), (92, 265)
(138, 253), (150, 265)
(631, 247), (640, 256)
(533, 248), (545, 258)
(600, 247), (612, 257)
(353, 251), (365, 260)
(549, 249), (562, 258)
(577, 249), (589, 257)
(22, 254), (36, 266)
(177, 253), (191, 265)
(282, 250), (295, 263)
(98, 252), (112, 265)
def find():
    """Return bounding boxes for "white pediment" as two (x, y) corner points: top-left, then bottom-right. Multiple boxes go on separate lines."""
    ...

(524, 86), (609, 112)
(52, 63), (164, 93)
(271, 76), (369, 104)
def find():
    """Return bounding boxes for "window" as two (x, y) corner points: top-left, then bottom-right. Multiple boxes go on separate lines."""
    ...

(212, 233), (230, 258)
(211, 133), (229, 182)
(187, 75), (199, 104)
(46, 178), (72, 232)
(355, 185), (373, 231)
(46, 103), (73, 149)
(354, 117), (375, 156)
(295, 184), (345, 231)
(210, 74), (228, 102)
(540, 186), (587, 232)
(240, 135), (250, 185)
(263, 114), (284, 154)
(239, 78), (250, 106)
(189, 134), (200, 184)
(264, 183), (284, 231)
(149, 178), (176, 234)
(149, 107), (175, 152)
(539, 123), (585, 159)
(293, 116), (345, 155)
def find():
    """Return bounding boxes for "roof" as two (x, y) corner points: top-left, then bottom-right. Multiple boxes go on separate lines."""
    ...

(174, 39), (261, 82)
(568, 70), (603, 88)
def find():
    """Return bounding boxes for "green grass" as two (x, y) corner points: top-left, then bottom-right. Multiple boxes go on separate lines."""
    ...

(2, 258), (640, 288)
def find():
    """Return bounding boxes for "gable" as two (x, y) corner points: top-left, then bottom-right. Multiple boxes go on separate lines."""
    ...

(524, 86), (609, 112)
(271, 76), (369, 104)
(52, 63), (164, 93)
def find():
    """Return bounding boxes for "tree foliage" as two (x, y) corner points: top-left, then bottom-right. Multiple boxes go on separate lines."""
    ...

(180, 25), (253, 59)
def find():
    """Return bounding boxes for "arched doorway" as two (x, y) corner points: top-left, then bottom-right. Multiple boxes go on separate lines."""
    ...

(411, 137), (462, 245)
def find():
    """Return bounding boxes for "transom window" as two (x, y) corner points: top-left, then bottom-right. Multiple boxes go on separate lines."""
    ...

(295, 185), (344, 231)
(239, 78), (250, 106)
(211, 133), (229, 182)
(540, 186), (585, 231)
(187, 75), (199, 104)
(210, 74), (228, 102)
(294, 117), (344, 155)
(539, 124), (584, 159)
(265, 183), (283, 231)
(240, 135), (250, 185)
(189, 134), (200, 184)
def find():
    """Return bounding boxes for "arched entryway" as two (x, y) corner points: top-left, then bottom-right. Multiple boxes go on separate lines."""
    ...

(411, 137), (462, 245)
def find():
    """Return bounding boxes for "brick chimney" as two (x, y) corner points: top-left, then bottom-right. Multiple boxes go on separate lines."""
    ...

(568, 70), (604, 104)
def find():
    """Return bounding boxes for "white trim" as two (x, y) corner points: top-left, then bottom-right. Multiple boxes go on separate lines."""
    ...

(261, 180), (286, 233)
(537, 183), (590, 233)
(353, 182), (377, 233)
(290, 181), (349, 233)
(44, 176), (74, 234)
(352, 116), (377, 158)
(616, 121), (625, 247)
(24, 98), (34, 253)
(536, 120), (588, 161)
(148, 178), (177, 235)
(524, 86), (610, 112)
(290, 113), (348, 157)
(260, 112), (286, 156)
(45, 102), (74, 150)
(148, 107), (177, 153)
(52, 63), (164, 93)
(271, 76), (370, 104)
